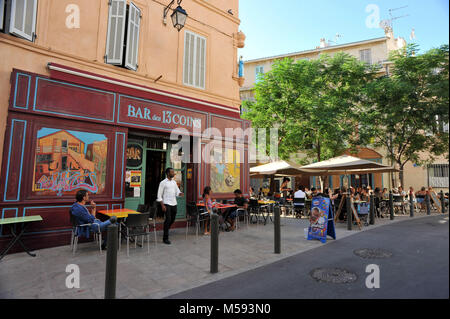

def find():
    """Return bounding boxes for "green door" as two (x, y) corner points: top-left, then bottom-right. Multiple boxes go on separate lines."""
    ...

(125, 139), (146, 211)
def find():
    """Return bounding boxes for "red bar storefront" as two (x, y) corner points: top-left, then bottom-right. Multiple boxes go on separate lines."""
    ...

(0, 64), (250, 253)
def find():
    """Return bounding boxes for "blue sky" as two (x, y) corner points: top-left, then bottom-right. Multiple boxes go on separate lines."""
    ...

(238, 0), (449, 61)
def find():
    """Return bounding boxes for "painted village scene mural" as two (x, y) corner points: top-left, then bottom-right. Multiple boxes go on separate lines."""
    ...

(33, 128), (108, 197)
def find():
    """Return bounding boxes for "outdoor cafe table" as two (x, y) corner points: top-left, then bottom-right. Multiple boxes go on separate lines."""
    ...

(0, 215), (43, 261)
(97, 209), (141, 247)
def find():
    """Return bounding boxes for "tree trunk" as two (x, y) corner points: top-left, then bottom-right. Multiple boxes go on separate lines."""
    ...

(398, 162), (405, 188)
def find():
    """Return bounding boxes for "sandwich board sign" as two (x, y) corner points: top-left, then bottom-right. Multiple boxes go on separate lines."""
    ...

(307, 197), (336, 243)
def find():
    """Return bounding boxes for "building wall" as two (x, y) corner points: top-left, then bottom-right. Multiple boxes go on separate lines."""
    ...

(0, 0), (243, 173)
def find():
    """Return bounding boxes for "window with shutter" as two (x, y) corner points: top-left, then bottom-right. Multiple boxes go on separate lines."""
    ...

(255, 65), (264, 83)
(359, 49), (372, 65)
(0, 0), (5, 30)
(183, 30), (206, 89)
(124, 2), (141, 70)
(9, 0), (37, 42)
(105, 0), (127, 65)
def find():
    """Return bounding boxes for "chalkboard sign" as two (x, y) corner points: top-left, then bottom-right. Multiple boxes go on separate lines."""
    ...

(430, 192), (442, 213)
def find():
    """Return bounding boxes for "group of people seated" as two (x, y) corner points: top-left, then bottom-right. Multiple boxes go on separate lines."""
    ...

(199, 187), (248, 235)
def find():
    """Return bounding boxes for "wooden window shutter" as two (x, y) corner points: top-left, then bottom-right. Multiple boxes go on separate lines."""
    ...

(105, 0), (127, 65)
(124, 2), (141, 70)
(9, 0), (37, 42)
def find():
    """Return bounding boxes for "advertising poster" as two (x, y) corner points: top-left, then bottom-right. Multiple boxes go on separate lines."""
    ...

(308, 197), (336, 243)
(130, 170), (142, 187)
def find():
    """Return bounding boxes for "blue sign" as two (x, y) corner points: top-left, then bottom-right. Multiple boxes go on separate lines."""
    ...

(307, 197), (336, 243)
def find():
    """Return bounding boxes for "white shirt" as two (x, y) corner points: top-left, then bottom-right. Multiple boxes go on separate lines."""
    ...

(294, 190), (306, 199)
(157, 178), (181, 206)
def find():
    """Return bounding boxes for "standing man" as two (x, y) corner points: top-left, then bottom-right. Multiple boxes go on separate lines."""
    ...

(157, 167), (184, 245)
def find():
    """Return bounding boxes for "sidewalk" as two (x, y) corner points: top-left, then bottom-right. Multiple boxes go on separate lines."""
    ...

(0, 211), (441, 299)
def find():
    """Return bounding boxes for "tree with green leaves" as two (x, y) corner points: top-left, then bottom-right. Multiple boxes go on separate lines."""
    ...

(357, 44), (449, 187)
(242, 53), (376, 164)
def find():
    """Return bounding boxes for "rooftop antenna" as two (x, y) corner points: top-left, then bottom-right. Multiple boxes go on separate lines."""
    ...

(327, 33), (343, 46)
(380, 5), (409, 30)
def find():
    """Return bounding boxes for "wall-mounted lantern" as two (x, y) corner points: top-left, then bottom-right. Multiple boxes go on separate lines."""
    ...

(163, 0), (188, 31)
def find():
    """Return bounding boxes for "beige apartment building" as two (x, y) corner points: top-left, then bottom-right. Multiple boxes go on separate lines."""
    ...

(0, 0), (251, 252)
(241, 27), (449, 193)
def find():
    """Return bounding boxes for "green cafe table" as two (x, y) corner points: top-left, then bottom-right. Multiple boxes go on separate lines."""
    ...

(0, 215), (43, 261)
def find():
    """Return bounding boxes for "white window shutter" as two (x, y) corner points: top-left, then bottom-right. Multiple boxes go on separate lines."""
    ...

(9, 0), (37, 42)
(183, 31), (206, 89)
(125, 2), (141, 70)
(0, 0), (5, 30)
(198, 37), (206, 89)
(105, 0), (127, 65)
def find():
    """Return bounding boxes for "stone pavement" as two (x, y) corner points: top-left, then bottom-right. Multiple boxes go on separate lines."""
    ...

(0, 211), (439, 299)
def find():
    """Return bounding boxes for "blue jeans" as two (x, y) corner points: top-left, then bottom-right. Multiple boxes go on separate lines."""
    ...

(91, 219), (112, 244)
(90, 219), (112, 232)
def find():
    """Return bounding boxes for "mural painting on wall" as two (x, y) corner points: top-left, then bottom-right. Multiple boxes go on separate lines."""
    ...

(210, 148), (241, 193)
(32, 128), (108, 197)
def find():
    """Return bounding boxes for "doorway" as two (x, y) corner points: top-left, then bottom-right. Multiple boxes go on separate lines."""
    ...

(124, 134), (186, 219)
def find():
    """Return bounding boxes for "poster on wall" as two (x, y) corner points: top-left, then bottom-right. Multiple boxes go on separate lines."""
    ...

(307, 197), (336, 243)
(210, 148), (241, 194)
(33, 128), (108, 197)
(130, 171), (142, 188)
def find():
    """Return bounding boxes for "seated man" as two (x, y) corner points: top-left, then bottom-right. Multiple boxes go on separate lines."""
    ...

(224, 189), (249, 231)
(71, 190), (117, 250)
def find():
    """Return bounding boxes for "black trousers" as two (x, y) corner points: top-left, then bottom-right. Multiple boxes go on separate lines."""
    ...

(163, 205), (177, 240)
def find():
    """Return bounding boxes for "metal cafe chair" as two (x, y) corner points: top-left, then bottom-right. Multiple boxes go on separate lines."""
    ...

(234, 207), (249, 230)
(121, 213), (150, 257)
(248, 198), (262, 225)
(393, 195), (407, 215)
(137, 204), (158, 245)
(186, 202), (209, 239)
(69, 209), (102, 255)
(293, 197), (306, 218)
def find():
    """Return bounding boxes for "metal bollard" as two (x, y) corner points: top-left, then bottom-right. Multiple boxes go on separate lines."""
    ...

(274, 205), (281, 254)
(410, 194), (414, 217)
(440, 191), (446, 214)
(346, 195), (352, 230)
(210, 213), (219, 274)
(389, 192), (394, 220)
(426, 194), (431, 216)
(104, 224), (118, 299)
(369, 195), (375, 225)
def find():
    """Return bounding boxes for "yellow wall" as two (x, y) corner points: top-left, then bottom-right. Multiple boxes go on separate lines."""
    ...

(0, 0), (242, 176)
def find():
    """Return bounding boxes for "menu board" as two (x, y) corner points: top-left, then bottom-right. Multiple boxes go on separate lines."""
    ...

(308, 197), (336, 243)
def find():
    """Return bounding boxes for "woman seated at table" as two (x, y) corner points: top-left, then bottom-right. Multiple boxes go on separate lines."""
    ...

(360, 188), (370, 202)
(382, 188), (389, 200)
(202, 186), (214, 235)
(415, 187), (427, 208)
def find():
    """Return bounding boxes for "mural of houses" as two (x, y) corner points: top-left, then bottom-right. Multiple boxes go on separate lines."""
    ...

(34, 129), (107, 195)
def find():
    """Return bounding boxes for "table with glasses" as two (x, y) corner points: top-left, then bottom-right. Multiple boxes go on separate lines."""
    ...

(0, 215), (43, 261)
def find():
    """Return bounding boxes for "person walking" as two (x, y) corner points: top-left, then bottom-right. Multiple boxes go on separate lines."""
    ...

(157, 167), (184, 245)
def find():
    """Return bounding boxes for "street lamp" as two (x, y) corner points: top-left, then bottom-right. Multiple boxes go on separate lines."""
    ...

(163, 0), (188, 32)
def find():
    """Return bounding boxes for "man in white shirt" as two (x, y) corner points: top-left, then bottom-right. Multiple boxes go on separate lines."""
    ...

(157, 167), (184, 245)
(294, 186), (306, 199)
